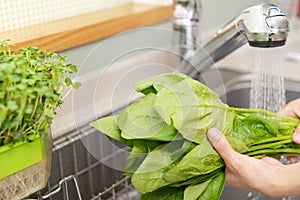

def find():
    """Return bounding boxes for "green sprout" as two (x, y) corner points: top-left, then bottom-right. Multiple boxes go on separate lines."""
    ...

(0, 39), (81, 146)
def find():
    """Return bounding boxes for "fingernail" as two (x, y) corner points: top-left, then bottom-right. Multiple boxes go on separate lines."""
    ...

(207, 128), (221, 145)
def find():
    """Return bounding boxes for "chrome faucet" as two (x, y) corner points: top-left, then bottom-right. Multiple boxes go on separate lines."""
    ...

(172, 0), (202, 61)
(179, 3), (289, 78)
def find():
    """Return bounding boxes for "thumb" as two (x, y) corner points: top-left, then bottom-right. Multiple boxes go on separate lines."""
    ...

(207, 128), (235, 162)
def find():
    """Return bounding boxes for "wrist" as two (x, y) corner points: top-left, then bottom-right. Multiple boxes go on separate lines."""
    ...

(267, 166), (288, 197)
(261, 163), (300, 197)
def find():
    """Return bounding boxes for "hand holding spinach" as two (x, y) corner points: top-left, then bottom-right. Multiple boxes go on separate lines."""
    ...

(207, 128), (300, 198)
(90, 73), (300, 200)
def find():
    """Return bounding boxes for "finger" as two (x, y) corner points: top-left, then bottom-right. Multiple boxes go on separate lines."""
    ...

(295, 124), (300, 133)
(261, 156), (282, 166)
(283, 99), (300, 118)
(284, 109), (300, 118)
(292, 106), (300, 118)
(282, 105), (294, 117)
(207, 128), (235, 162)
(293, 132), (300, 144)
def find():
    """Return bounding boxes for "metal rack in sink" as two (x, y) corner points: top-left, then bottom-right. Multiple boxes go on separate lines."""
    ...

(29, 123), (140, 200)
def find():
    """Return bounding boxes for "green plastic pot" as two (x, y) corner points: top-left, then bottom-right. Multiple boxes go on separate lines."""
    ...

(0, 136), (44, 179)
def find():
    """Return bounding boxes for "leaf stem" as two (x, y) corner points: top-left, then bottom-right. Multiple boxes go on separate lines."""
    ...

(247, 135), (292, 146)
(245, 148), (300, 157)
(247, 138), (293, 151)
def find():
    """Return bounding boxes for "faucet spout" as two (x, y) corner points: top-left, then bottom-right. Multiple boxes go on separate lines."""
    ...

(173, 0), (202, 60)
(186, 3), (289, 78)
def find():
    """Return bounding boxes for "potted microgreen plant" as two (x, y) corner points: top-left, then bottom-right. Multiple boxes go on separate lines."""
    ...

(0, 39), (80, 199)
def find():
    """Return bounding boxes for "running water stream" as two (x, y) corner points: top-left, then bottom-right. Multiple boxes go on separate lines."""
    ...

(250, 48), (286, 113)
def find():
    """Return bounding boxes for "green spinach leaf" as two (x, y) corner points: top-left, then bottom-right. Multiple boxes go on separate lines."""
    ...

(91, 73), (300, 200)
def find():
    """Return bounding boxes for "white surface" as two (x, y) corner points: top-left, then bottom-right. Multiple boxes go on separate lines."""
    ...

(133, 0), (172, 6)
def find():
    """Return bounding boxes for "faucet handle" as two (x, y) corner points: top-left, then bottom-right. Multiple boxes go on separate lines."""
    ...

(173, 0), (202, 62)
(173, 0), (201, 23)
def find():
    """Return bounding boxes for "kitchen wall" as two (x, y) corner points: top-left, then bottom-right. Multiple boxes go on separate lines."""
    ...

(200, 0), (261, 30)
(0, 0), (131, 32)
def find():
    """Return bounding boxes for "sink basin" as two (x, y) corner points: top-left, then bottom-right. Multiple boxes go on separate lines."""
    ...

(197, 68), (300, 108)
(214, 70), (300, 200)
(218, 73), (300, 108)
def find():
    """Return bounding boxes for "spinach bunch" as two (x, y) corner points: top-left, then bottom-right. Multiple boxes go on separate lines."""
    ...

(0, 39), (80, 146)
(90, 73), (300, 200)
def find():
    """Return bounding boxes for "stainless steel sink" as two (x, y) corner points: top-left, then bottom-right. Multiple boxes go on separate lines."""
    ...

(198, 68), (300, 108)
(218, 72), (300, 108)
(214, 69), (300, 200)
